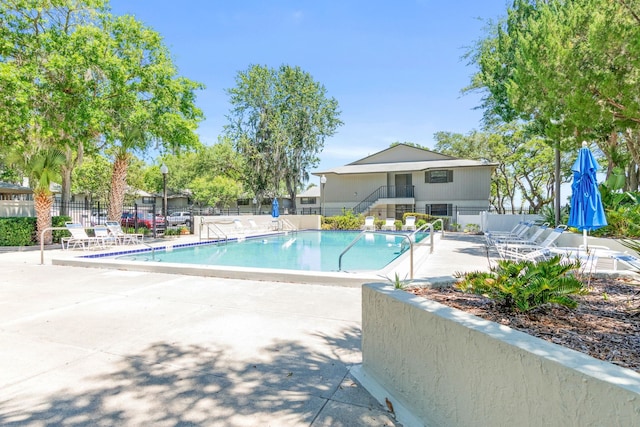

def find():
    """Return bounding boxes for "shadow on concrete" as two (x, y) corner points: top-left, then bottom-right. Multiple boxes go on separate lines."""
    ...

(0, 326), (400, 426)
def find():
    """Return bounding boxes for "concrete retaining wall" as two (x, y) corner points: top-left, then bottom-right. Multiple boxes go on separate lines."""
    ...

(360, 283), (640, 427)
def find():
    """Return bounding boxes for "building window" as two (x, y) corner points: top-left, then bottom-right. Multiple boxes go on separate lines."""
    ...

(141, 197), (155, 204)
(425, 170), (453, 183)
(426, 203), (452, 216)
(300, 197), (316, 205)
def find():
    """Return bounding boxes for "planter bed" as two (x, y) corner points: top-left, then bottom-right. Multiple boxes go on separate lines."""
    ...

(356, 283), (640, 427)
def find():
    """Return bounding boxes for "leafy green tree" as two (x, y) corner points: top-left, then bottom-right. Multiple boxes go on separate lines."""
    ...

(96, 14), (204, 221)
(190, 176), (243, 208)
(225, 64), (342, 212)
(434, 124), (570, 213)
(71, 155), (112, 203)
(0, 0), (111, 213)
(10, 148), (66, 245)
(143, 140), (245, 209)
(0, 1), (203, 220)
(469, 0), (640, 190)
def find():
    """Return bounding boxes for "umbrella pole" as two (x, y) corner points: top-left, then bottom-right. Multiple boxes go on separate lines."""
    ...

(583, 229), (588, 251)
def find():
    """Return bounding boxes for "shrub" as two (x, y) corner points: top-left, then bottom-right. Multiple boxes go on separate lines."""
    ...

(0, 217), (36, 246)
(593, 204), (640, 238)
(454, 256), (587, 313)
(52, 216), (72, 244)
(0, 216), (76, 246)
(164, 228), (178, 236)
(322, 211), (363, 230)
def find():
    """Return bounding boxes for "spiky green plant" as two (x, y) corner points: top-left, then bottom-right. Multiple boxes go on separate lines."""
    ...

(454, 256), (587, 313)
(386, 272), (411, 290)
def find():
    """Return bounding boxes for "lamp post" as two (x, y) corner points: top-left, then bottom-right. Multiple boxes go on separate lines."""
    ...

(160, 163), (168, 219)
(320, 174), (327, 216)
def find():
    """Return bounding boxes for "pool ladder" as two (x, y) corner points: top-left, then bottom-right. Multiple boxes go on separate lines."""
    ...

(337, 220), (443, 278)
(199, 219), (229, 244)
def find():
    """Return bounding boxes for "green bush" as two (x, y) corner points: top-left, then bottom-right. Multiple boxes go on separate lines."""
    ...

(0, 217), (36, 246)
(321, 211), (363, 230)
(164, 228), (179, 236)
(454, 256), (586, 313)
(0, 216), (73, 246)
(592, 204), (640, 238)
(52, 216), (71, 243)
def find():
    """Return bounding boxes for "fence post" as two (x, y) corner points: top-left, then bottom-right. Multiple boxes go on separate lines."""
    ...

(152, 202), (157, 238)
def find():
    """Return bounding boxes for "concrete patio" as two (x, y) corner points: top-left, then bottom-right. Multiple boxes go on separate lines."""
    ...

(0, 233), (492, 426)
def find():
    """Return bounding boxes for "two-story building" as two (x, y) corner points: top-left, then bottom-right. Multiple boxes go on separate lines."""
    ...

(313, 144), (496, 220)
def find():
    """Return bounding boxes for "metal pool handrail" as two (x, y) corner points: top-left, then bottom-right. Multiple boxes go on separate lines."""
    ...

(411, 218), (444, 254)
(199, 218), (228, 243)
(338, 231), (414, 279)
(40, 226), (68, 264)
(279, 217), (297, 232)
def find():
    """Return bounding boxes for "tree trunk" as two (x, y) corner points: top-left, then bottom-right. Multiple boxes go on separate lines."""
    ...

(34, 189), (54, 245)
(60, 143), (83, 216)
(60, 165), (72, 216)
(108, 153), (129, 222)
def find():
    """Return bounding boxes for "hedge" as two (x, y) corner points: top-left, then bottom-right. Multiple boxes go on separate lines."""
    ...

(0, 216), (71, 246)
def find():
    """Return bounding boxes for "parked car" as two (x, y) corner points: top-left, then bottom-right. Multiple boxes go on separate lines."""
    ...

(166, 211), (191, 227)
(121, 212), (165, 230)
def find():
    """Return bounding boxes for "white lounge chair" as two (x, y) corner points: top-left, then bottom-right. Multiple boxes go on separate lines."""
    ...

(248, 219), (263, 232)
(401, 216), (416, 231)
(363, 216), (376, 231)
(62, 222), (105, 250)
(496, 226), (567, 260)
(490, 225), (549, 247)
(381, 218), (396, 231)
(105, 220), (143, 245)
(94, 224), (116, 246)
(485, 221), (534, 242)
(233, 219), (246, 234)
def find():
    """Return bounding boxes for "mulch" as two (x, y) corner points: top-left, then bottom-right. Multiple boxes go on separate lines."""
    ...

(407, 276), (640, 373)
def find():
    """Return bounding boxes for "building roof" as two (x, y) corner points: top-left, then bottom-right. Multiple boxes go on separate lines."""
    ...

(297, 186), (320, 198)
(314, 144), (496, 175)
(320, 159), (495, 175)
(0, 181), (32, 194)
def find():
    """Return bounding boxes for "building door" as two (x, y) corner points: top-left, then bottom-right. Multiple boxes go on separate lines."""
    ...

(395, 174), (412, 197)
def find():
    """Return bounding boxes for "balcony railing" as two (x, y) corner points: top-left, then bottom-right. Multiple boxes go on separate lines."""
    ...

(352, 185), (415, 214)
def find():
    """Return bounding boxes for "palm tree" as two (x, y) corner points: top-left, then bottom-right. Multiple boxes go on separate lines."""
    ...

(24, 149), (66, 245)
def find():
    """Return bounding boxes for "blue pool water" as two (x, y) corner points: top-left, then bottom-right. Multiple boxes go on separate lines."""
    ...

(115, 230), (427, 272)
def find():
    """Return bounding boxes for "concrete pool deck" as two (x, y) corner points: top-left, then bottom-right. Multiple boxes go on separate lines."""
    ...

(0, 232), (491, 426)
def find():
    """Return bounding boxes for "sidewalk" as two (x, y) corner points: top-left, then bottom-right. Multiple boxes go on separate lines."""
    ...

(0, 249), (401, 426)
(0, 233), (491, 426)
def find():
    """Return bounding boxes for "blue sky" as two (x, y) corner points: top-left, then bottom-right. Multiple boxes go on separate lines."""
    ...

(109, 1), (509, 182)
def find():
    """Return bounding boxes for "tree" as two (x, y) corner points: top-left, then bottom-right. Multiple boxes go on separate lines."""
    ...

(434, 124), (571, 213)
(225, 64), (342, 211)
(144, 139), (245, 208)
(468, 0), (640, 191)
(14, 148), (66, 245)
(0, 1), (204, 221)
(97, 14), (204, 221)
(71, 155), (112, 203)
(190, 176), (243, 208)
(0, 0), (112, 214)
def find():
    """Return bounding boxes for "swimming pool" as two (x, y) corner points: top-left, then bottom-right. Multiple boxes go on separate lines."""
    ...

(115, 230), (427, 272)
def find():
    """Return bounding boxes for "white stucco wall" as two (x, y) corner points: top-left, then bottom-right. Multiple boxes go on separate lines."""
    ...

(361, 283), (640, 427)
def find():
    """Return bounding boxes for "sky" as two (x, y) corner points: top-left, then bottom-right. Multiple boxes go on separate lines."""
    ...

(108, 0), (510, 183)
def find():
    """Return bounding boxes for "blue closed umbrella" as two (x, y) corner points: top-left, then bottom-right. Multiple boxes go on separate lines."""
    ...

(271, 198), (280, 218)
(567, 142), (607, 249)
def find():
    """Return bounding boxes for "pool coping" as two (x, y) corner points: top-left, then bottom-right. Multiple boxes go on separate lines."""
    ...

(50, 230), (429, 287)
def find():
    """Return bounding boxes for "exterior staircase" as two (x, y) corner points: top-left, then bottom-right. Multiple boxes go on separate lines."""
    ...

(352, 185), (415, 214)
